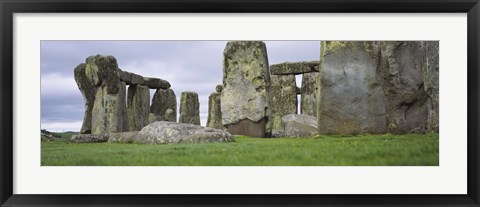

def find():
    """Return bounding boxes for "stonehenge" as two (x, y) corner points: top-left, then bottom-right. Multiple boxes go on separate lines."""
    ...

(75, 40), (439, 142)
(74, 54), (176, 135)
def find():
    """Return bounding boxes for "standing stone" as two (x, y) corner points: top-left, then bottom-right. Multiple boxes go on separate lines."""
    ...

(318, 41), (387, 135)
(270, 74), (297, 137)
(379, 41), (429, 134)
(74, 63), (96, 134)
(423, 41), (439, 132)
(127, 85), (150, 131)
(207, 92), (222, 129)
(91, 81), (129, 134)
(179, 91), (200, 125)
(150, 88), (177, 122)
(301, 72), (319, 117)
(86, 55), (129, 134)
(221, 41), (272, 137)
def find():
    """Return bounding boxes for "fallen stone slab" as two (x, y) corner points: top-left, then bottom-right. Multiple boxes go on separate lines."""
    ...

(143, 77), (171, 89)
(282, 114), (318, 138)
(136, 121), (233, 144)
(108, 131), (139, 143)
(69, 134), (109, 143)
(270, 61), (318, 75)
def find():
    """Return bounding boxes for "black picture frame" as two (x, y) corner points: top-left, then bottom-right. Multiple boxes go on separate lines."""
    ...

(1, 0), (479, 206)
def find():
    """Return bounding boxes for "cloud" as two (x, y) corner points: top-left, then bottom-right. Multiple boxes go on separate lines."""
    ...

(41, 73), (80, 96)
(41, 121), (83, 132)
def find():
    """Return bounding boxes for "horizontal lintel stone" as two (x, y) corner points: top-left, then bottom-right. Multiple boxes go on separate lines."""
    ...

(270, 61), (319, 75)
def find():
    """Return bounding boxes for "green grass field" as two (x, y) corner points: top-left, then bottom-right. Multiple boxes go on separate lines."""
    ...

(41, 132), (439, 166)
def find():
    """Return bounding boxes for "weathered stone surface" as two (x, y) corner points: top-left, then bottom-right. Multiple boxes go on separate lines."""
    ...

(379, 41), (429, 134)
(270, 61), (318, 75)
(69, 134), (109, 143)
(179, 91), (200, 125)
(74, 63), (97, 134)
(136, 121), (232, 144)
(423, 41), (439, 132)
(150, 89), (177, 122)
(207, 92), (222, 129)
(119, 71), (144, 85)
(270, 74), (297, 136)
(282, 114), (318, 138)
(301, 72), (319, 117)
(226, 118), (267, 138)
(164, 109), (176, 122)
(127, 85), (150, 131)
(108, 131), (139, 143)
(148, 113), (163, 124)
(91, 81), (129, 134)
(221, 41), (272, 137)
(85, 55), (129, 134)
(143, 77), (171, 89)
(318, 41), (387, 135)
(85, 55), (121, 94)
(215, 84), (223, 93)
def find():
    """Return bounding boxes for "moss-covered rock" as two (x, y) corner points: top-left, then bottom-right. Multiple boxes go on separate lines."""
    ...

(423, 41), (439, 132)
(73, 63), (97, 134)
(143, 77), (171, 89)
(301, 72), (319, 117)
(119, 71), (144, 85)
(179, 91), (200, 125)
(207, 92), (222, 129)
(221, 41), (272, 137)
(150, 88), (177, 122)
(136, 121), (232, 144)
(270, 61), (318, 75)
(127, 85), (150, 131)
(270, 74), (297, 137)
(85, 55), (120, 94)
(215, 84), (223, 93)
(91, 81), (129, 134)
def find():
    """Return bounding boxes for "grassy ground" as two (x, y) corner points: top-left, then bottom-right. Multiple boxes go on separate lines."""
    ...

(41, 133), (439, 166)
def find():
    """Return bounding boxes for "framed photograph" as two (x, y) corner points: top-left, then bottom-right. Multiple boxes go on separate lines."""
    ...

(1, 0), (479, 206)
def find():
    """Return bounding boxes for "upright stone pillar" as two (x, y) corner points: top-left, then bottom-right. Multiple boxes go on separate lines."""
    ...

(423, 41), (439, 132)
(179, 91), (200, 125)
(86, 55), (129, 134)
(318, 41), (387, 135)
(221, 41), (272, 137)
(73, 63), (96, 134)
(301, 72), (319, 117)
(207, 91), (222, 129)
(127, 85), (150, 131)
(150, 88), (177, 122)
(270, 74), (297, 137)
(379, 41), (429, 134)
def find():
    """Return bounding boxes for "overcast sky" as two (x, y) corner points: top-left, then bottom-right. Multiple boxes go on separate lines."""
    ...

(41, 41), (320, 132)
